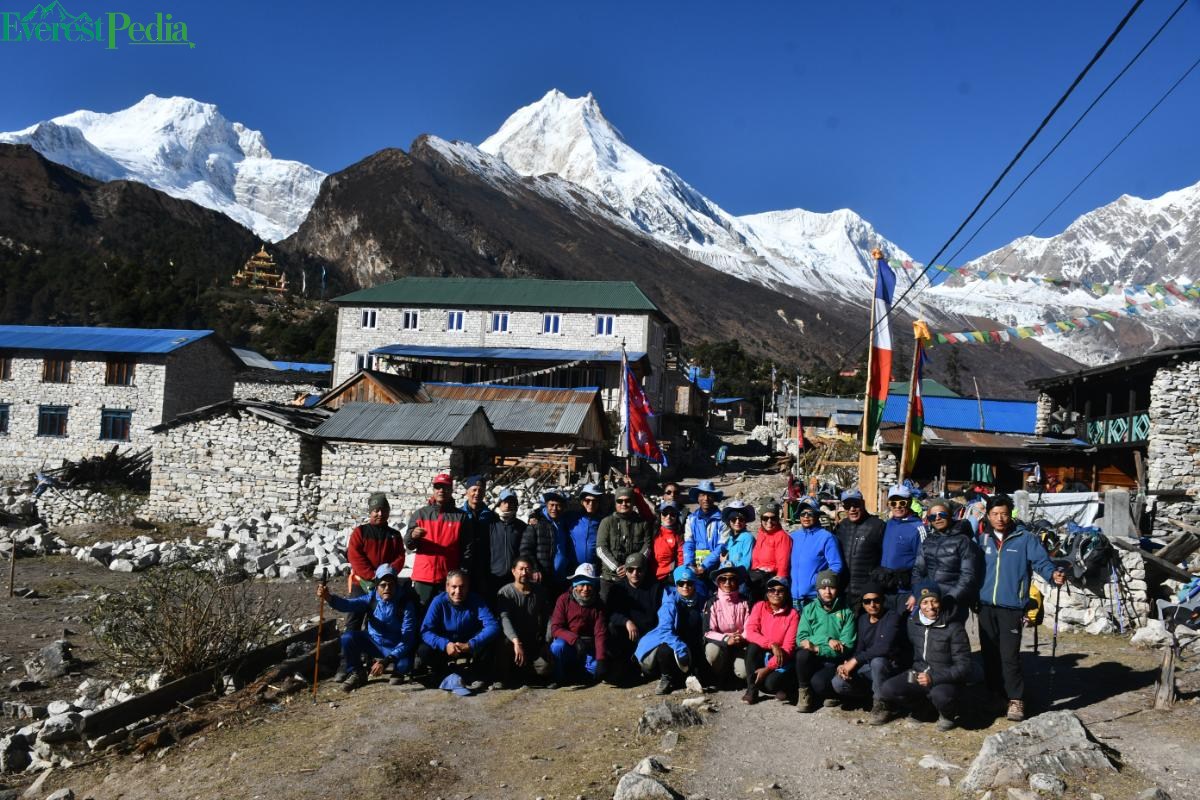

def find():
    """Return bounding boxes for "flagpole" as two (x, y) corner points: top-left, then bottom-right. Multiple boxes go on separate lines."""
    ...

(898, 328), (923, 482)
(861, 254), (882, 454)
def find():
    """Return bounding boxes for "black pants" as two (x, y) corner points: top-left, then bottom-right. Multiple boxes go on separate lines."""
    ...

(344, 580), (368, 633)
(879, 672), (961, 714)
(793, 648), (839, 690)
(978, 604), (1025, 700)
(745, 642), (793, 694)
(415, 640), (496, 682)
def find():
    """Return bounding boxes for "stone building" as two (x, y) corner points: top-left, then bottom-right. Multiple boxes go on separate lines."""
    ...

(329, 277), (678, 417)
(231, 348), (330, 405)
(145, 400), (329, 523)
(313, 401), (497, 523)
(0, 326), (237, 478)
(1029, 342), (1200, 537)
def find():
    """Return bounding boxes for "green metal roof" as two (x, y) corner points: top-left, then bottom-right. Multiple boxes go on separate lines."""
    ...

(888, 379), (962, 398)
(333, 277), (661, 314)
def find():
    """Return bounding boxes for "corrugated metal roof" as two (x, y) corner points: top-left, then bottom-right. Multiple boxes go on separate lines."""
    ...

(881, 395), (1036, 434)
(889, 379), (962, 398)
(424, 383), (602, 439)
(879, 426), (1084, 451)
(778, 396), (861, 417)
(0, 325), (213, 355)
(151, 399), (331, 435)
(370, 344), (643, 363)
(333, 277), (661, 314)
(232, 347), (277, 370)
(315, 401), (496, 445)
(271, 361), (332, 373)
(831, 411), (864, 426)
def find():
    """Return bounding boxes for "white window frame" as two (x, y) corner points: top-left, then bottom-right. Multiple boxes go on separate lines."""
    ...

(402, 309), (420, 330)
(541, 313), (562, 335)
(490, 311), (510, 333)
(595, 314), (615, 336)
(355, 353), (377, 372)
(446, 310), (465, 332)
(360, 308), (378, 329)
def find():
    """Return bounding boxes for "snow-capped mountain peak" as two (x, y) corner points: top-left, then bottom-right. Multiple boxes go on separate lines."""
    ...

(0, 94), (324, 241)
(480, 89), (911, 295)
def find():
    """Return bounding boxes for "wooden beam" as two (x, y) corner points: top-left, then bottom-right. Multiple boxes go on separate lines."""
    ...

(1111, 537), (1192, 582)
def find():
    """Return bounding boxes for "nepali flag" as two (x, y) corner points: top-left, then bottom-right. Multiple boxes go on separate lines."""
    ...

(623, 360), (667, 465)
(862, 250), (896, 453)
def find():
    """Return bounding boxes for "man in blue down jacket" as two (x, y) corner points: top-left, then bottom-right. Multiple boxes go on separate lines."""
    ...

(418, 569), (501, 690)
(876, 485), (924, 612)
(318, 564), (419, 692)
(907, 500), (982, 622)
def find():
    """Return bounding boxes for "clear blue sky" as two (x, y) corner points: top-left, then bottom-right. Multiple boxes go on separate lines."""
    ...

(2, 0), (1198, 262)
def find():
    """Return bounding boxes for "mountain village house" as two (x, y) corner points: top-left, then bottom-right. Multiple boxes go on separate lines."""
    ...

(330, 277), (676, 421)
(0, 326), (237, 478)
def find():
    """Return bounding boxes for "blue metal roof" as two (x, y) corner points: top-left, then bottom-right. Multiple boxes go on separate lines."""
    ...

(369, 344), (645, 362)
(881, 395), (1036, 434)
(0, 326), (213, 355)
(271, 360), (332, 373)
(711, 397), (746, 405)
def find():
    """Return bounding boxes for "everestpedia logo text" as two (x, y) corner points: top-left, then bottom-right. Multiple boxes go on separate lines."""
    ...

(1, 1), (195, 49)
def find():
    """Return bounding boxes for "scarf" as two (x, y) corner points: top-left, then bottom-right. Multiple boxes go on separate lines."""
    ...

(498, 510), (516, 522)
(918, 612), (936, 626)
(571, 586), (596, 607)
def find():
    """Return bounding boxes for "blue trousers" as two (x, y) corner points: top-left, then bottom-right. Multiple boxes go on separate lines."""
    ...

(341, 630), (413, 676)
(830, 656), (899, 700)
(549, 637), (598, 683)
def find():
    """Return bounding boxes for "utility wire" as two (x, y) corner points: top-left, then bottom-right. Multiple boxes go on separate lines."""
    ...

(890, 0), (1189, 322)
(923, 50), (1200, 326)
(834, 0), (1146, 367)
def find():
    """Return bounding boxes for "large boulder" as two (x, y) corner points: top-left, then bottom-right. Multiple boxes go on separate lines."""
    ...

(959, 711), (1116, 792)
(637, 702), (703, 736)
(23, 642), (74, 683)
(0, 733), (30, 773)
(613, 771), (679, 800)
(36, 713), (83, 744)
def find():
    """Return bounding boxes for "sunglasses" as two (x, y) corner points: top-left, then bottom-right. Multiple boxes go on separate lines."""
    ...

(581, 496), (597, 502)
(766, 586), (787, 594)
(760, 515), (779, 522)
(716, 576), (738, 584)
(626, 566), (643, 572)
(798, 511), (816, 518)
(928, 511), (950, 520)
(888, 499), (909, 507)
(861, 597), (882, 605)
(842, 501), (863, 509)
(676, 580), (694, 588)
(615, 499), (632, 505)
(663, 489), (677, 495)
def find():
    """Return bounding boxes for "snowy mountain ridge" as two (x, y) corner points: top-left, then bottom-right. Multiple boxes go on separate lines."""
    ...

(0, 94), (325, 241)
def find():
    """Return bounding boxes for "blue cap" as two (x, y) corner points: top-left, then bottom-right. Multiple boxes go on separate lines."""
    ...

(374, 564), (398, 582)
(497, 488), (517, 504)
(672, 565), (697, 584)
(840, 489), (864, 502)
(887, 484), (912, 499)
(579, 483), (604, 497)
(464, 475), (485, 489)
(659, 499), (679, 513)
(766, 575), (791, 591)
(688, 480), (725, 503)
(439, 672), (473, 697)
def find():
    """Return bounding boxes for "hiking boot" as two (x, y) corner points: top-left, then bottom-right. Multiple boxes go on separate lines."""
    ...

(389, 673), (410, 686)
(741, 688), (758, 705)
(868, 700), (894, 726)
(545, 681), (560, 690)
(655, 676), (673, 696)
(1006, 699), (1025, 722)
(775, 689), (790, 702)
(465, 678), (488, 693)
(795, 687), (814, 713)
(823, 697), (842, 708)
(936, 713), (957, 732)
(341, 670), (367, 693)
(332, 665), (350, 683)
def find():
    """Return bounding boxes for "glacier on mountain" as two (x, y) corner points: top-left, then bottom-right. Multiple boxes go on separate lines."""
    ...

(0, 94), (325, 241)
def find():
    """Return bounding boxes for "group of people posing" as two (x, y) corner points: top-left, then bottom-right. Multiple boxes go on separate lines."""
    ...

(317, 474), (1065, 731)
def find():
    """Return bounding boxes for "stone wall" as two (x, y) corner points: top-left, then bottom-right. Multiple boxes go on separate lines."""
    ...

(876, 446), (899, 499)
(233, 379), (324, 405)
(162, 337), (237, 422)
(1147, 359), (1200, 537)
(1034, 392), (1053, 436)
(1036, 547), (1150, 631)
(0, 353), (167, 478)
(37, 488), (147, 527)
(315, 441), (454, 524)
(145, 410), (320, 524)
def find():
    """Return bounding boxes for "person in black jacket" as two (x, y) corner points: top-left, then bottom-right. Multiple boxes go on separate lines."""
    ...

(830, 581), (906, 722)
(833, 489), (885, 608)
(486, 489), (527, 599)
(907, 501), (982, 622)
(520, 491), (569, 594)
(605, 553), (660, 682)
(877, 583), (972, 731)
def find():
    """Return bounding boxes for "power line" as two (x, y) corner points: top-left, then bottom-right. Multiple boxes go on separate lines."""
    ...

(833, 0), (1146, 367)
(931, 50), (1200, 326)
(894, 0), (1190, 321)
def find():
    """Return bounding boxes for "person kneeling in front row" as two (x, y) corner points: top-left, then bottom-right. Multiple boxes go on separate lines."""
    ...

(635, 566), (709, 695)
(417, 569), (501, 692)
(830, 580), (906, 724)
(318, 563), (419, 692)
(548, 564), (608, 687)
(877, 582), (971, 731)
(794, 569), (857, 712)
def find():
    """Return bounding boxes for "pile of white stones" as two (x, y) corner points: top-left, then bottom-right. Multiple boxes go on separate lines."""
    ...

(0, 523), (68, 558)
(67, 510), (354, 579)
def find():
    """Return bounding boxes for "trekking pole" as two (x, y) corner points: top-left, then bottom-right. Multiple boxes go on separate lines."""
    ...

(7, 530), (15, 598)
(312, 568), (327, 703)
(1110, 564), (1125, 634)
(1049, 578), (1064, 702)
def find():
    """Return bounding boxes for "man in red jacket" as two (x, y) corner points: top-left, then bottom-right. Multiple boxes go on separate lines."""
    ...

(336, 492), (406, 681)
(405, 474), (467, 610)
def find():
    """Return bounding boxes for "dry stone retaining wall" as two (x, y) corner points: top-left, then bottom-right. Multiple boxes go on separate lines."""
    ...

(1148, 359), (1200, 537)
(315, 442), (454, 524)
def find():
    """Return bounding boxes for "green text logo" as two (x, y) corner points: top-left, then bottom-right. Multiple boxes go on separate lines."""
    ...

(0, 1), (195, 49)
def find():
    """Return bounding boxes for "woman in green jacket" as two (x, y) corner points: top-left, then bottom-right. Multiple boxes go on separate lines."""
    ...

(794, 570), (857, 712)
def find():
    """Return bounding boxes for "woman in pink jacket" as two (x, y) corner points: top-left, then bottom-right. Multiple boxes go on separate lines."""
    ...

(702, 565), (751, 686)
(742, 575), (799, 704)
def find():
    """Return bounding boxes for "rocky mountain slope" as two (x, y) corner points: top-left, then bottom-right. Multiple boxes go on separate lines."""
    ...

(0, 95), (325, 242)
